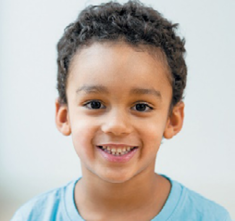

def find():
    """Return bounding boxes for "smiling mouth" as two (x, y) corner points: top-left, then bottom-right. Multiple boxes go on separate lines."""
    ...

(97, 146), (138, 156)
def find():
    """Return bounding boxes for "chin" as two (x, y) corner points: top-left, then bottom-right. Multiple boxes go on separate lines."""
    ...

(101, 177), (131, 184)
(98, 171), (135, 184)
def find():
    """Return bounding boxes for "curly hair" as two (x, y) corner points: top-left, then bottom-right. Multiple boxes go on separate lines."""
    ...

(57, 0), (187, 109)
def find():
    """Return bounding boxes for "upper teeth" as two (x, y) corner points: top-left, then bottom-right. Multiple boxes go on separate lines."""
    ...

(100, 146), (134, 155)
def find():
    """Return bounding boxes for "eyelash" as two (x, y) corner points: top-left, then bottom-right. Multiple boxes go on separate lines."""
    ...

(83, 100), (153, 112)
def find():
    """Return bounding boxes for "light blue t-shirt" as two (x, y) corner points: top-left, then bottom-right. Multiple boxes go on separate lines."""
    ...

(11, 176), (232, 221)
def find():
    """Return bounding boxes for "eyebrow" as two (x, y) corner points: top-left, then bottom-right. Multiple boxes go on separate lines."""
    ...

(76, 85), (161, 99)
(76, 85), (109, 94)
(130, 88), (161, 99)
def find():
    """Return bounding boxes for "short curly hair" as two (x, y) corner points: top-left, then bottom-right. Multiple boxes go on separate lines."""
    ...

(57, 0), (187, 109)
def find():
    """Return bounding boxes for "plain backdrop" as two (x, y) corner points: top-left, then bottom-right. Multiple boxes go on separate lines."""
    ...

(0, 0), (234, 220)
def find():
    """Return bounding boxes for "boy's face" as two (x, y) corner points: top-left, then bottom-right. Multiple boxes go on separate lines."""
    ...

(56, 42), (184, 183)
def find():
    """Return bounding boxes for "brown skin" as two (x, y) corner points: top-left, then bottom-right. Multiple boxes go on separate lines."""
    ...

(55, 42), (184, 220)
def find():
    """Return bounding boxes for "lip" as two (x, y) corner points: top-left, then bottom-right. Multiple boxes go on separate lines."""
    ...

(96, 144), (138, 163)
(97, 143), (136, 148)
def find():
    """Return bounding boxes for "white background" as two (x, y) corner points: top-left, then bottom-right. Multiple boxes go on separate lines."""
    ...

(0, 0), (234, 220)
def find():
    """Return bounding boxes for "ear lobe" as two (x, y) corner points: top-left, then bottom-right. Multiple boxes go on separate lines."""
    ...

(55, 98), (71, 136)
(163, 101), (184, 139)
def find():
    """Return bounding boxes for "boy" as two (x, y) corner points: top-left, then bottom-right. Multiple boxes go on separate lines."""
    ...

(11, 1), (232, 220)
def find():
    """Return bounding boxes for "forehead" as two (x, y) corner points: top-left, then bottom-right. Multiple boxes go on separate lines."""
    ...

(67, 42), (172, 100)
(69, 41), (171, 80)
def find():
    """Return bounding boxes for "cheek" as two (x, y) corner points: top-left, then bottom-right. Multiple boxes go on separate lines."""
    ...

(142, 121), (165, 139)
(70, 118), (97, 159)
(140, 122), (165, 152)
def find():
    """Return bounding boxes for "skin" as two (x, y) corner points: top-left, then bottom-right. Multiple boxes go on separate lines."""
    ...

(55, 42), (184, 220)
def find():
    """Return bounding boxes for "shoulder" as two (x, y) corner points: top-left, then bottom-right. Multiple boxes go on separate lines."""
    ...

(171, 179), (232, 221)
(10, 180), (77, 221)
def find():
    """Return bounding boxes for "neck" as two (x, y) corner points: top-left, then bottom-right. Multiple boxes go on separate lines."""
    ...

(74, 163), (171, 219)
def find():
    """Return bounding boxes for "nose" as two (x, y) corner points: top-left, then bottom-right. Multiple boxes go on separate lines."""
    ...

(101, 109), (133, 136)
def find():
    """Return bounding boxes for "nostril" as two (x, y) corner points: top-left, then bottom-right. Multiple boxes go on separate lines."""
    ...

(101, 120), (132, 136)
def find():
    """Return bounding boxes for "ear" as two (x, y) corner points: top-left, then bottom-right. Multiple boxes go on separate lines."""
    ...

(55, 98), (71, 136)
(163, 101), (184, 139)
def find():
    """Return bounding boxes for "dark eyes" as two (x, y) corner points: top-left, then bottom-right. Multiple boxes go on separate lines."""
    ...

(83, 100), (153, 112)
(134, 103), (151, 112)
(86, 100), (104, 109)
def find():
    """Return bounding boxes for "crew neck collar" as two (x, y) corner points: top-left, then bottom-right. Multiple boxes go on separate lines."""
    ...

(64, 175), (184, 221)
